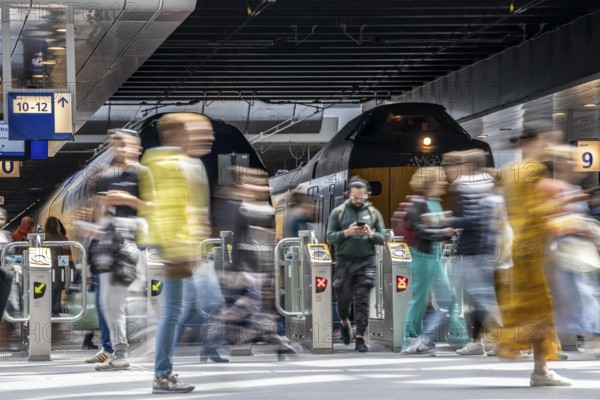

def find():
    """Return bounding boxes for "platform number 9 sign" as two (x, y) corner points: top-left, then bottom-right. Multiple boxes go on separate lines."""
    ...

(582, 151), (593, 169)
(572, 141), (600, 172)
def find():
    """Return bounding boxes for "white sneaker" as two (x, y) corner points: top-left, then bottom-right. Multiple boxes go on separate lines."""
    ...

(530, 370), (573, 387)
(486, 346), (498, 357)
(85, 350), (112, 364)
(95, 355), (130, 371)
(401, 340), (435, 355)
(456, 342), (484, 356)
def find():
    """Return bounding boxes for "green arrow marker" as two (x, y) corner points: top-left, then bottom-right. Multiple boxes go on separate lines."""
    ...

(152, 281), (162, 292)
(34, 283), (46, 295)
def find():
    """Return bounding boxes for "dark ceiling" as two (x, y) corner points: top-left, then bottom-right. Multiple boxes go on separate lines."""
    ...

(111, 0), (600, 104)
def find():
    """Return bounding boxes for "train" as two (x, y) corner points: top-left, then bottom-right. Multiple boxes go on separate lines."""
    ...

(269, 102), (493, 240)
(34, 113), (266, 234)
(33, 103), (492, 243)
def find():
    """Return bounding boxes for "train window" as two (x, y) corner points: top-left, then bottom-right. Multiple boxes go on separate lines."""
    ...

(368, 181), (382, 196)
(357, 112), (448, 139)
(307, 186), (319, 197)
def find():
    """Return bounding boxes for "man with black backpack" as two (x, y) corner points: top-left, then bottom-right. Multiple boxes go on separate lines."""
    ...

(326, 177), (386, 352)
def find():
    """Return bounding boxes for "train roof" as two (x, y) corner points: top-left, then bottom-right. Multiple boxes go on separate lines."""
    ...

(129, 112), (266, 181)
(270, 102), (490, 192)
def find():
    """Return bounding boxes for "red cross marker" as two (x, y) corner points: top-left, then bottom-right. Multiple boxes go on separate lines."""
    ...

(396, 276), (408, 292)
(316, 277), (328, 293)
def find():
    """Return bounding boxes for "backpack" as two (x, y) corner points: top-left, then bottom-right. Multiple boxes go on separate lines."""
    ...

(391, 195), (423, 246)
(337, 203), (378, 227)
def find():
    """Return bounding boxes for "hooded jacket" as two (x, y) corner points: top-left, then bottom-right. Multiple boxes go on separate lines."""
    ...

(139, 147), (211, 278)
(326, 199), (385, 260)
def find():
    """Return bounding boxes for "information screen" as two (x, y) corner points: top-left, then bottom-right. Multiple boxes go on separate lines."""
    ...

(0, 123), (25, 157)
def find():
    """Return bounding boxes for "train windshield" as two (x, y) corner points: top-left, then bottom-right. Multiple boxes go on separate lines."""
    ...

(349, 108), (466, 145)
(379, 113), (446, 135)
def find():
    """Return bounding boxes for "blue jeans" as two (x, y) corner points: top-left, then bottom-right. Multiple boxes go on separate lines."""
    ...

(175, 278), (199, 344)
(155, 278), (186, 378)
(93, 274), (113, 353)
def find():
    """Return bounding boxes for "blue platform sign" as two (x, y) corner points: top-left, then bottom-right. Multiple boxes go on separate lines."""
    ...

(7, 92), (73, 141)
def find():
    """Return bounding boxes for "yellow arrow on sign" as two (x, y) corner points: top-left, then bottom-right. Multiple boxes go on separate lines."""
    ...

(152, 281), (162, 292)
(34, 283), (46, 295)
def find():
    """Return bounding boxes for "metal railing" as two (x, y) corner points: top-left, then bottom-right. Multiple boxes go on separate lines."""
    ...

(274, 237), (304, 318)
(1, 240), (87, 324)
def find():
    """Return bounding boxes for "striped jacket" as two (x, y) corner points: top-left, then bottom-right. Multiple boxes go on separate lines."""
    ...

(447, 172), (494, 255)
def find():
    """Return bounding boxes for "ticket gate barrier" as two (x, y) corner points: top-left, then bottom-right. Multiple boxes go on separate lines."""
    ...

(435, 241), (470, 347)
(199, 232), (254, 356)
(368, 235), (413, 352)
(275, 230), (333, 354)
(146, 229), (233, 320)
(145, 247), (166, 317)
(1, 234), (87, 361)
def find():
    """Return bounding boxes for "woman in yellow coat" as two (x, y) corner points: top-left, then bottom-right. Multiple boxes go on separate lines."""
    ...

(498, 122), (582, 387)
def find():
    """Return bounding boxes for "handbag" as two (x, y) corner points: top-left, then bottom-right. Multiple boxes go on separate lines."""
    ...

(195, 259), (225, 316)
(550, 236), (600, 273)
(94, 218), (139, 286)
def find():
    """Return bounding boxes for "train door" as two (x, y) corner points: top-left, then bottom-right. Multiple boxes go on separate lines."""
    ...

(349, 167), (390, 226)
(350, 166), (418, 229)
(389, 166), (419, 225)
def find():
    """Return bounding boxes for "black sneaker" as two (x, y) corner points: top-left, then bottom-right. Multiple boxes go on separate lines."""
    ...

(341, 324), (351, 345)
(355, 337), (368, 352)
(152, 373), (194, 394)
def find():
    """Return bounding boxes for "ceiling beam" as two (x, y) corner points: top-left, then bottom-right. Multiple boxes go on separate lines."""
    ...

(390, 9), (600, 122)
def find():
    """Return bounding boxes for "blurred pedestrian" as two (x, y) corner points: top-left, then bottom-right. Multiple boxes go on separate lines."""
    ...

(284, 191), (314, 238)
(442, 149), (500, 356)
(541, 145), (600, 347)
(12, 216), (32, 242)
(44, 216), (69, 317)
(139, 113), (214, 394)
(497, 121), (583, 386)
(93, 130), (144, 371)
(401, 167), (455, 355)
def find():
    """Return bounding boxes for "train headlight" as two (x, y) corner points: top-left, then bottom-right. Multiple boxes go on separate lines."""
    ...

(423, 137), (432, 146)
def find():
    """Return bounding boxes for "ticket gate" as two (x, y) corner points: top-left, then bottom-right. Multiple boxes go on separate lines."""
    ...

(144, 247), (166, 317)
(275, 230), (333, 354)
(368, 234), (413, 352)
(198, 232), (255, 356)
(145, 229), (233, 320)
(1, 234), (87, 361)
(436, 241), (470, 347)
